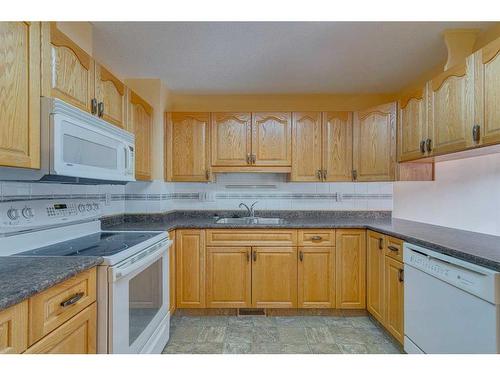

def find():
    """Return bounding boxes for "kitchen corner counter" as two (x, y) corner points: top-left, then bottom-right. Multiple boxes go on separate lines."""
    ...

(0, 256), (103, 311)
(101, 211), (500, 272)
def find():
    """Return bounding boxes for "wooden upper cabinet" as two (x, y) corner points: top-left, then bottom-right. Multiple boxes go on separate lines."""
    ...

(166, 112), (211, 182)
(291, 112), (323, 181)
(474, 37), (500, 147)
(298, 247), (335, 308)
(42, 22), (94, 113)
(94, 63), (127, 128)
(428, 57), (474, 154)
(398, 86), (428, 161)
(129, 90), (153, 181)
(353, 102), (396, 181)
(251, 112), (292, 166)
(367, 231), (386, 323)
(211, 112), (251, 166)
(206, 246), (251, 308)
(0, 22), (41, 169)
(335, 229), (366, 309)
(322, 112), (353, 181)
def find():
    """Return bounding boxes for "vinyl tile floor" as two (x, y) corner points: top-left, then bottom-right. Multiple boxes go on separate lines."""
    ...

(162, 315), (403, 354)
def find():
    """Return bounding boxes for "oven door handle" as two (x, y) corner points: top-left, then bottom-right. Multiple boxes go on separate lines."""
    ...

(109, 239), (171, 282)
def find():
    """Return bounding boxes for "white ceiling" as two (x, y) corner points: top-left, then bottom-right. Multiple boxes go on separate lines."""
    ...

(92, 22), (491, 94)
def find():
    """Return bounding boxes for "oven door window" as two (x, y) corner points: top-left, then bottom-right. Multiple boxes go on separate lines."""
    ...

(128, 258), (163, 345)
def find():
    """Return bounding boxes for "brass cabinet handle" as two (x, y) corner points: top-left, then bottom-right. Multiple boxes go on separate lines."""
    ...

(419, 140), (426, 153)
(311, 235), (322, 241)
(425, 138), (432, 153)
(246, 251), (250, 262)
(97, 102), (104, 118)
(317, 170), (322, 180)
(352, 169), (358, 181)
(322, 170), (327, 181)
(251, 154), (256, 164)
(378, 237), (384, 250)
(252, 250), (257, 262)
(472, 125), (481, 143)
(246, 154), (251, 164)
(91, 98), (98, 115)
(205, 169), (210, 180)
(299, 251), (304, 262)
(398, 269), (404, 283)
(60, 292), (84, 308)
(388, 245), (399, 252)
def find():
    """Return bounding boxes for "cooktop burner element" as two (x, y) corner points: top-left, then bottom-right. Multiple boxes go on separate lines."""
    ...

(17, 231), (158, 257)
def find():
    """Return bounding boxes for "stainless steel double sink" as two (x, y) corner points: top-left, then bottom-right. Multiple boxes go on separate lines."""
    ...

(214, 217), (286, 225)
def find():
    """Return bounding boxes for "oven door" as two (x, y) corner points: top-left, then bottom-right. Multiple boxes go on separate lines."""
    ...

(108, 239), (170, 353)
(51, 111), (135, 181)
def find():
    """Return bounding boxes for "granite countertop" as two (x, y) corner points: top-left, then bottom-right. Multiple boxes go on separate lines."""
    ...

(0, 256), (103, 311)
(102, 210), (500, 271)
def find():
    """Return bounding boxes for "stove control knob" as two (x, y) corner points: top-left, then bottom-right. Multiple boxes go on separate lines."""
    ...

(86, 204), (92, 211)
(7, 208), (19, 221)
(22, 207), (34, 219)
(78, 204), (85, 212)
(92, 203), (99, 210)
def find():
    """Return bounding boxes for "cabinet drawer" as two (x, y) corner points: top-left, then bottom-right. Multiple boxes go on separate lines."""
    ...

(297, 229), (335, 246)
(0, 301), (28, 354)
(206, 229), (297, 246)
(25, 303), (96, 354)
(385, 236), (404, 262)
(29, 268), (96, 345)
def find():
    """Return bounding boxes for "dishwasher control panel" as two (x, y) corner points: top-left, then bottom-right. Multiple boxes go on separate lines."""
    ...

(404, 243), (500, 304)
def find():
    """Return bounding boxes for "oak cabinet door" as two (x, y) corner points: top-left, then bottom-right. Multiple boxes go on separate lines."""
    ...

(474, 37), (500, 147)
(291, 112), (323, 181)
(384, 257), (404, 344)
(335, 229), (366, 309)
(398, 86), (428, 161)
(367, 231), (385, 323)
(166, 112), (211, 181)
(129, 90), (153, 181)
(206, 247), (251, 308)
(211, 112), (251, 166)
(429, 58), (474, 154)
(168, 231), (176, 314)
(0, 301), (28, 354)
(322, 112), (353, 181)
(0, 22), (40, 169)
(298, 247), (335, 308)
(353, 102), (396, 181)
(176, 230), (206, 308)
(251, 112), (292, 166)
(43, 23), (94, 113)
(25, 304), (96, 354)
(95, 63), (127, 128)
(251, 247), (297, 308)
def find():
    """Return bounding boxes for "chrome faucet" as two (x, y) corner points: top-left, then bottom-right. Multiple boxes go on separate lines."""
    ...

(239, 201), (258, 218)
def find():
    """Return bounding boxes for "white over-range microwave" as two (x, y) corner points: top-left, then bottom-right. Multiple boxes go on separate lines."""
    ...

(0, 97), (135, 184)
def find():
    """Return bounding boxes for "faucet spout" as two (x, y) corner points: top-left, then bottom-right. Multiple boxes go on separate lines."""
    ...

(239, 201), (258, 218)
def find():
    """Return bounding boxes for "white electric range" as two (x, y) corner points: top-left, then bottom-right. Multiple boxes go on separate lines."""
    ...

(0, 199), (172, 354)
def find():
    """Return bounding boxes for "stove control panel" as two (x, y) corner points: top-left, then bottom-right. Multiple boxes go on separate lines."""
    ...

(0, 199), (102, 235)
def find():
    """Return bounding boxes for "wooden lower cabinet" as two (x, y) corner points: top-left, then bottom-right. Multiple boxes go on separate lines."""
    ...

(0, 301), (28, 354)
(251, 247), (297, 308)
(206, 247), (251, 308)
(298, 247), (335, 308)
(335, 229), (366, 309)
(169, 230), (176, 314)
(384, 257), (404, 344)
(367, 231), (386, 322)
(25, 303), (96, 354)
(176, 230), (206, 308)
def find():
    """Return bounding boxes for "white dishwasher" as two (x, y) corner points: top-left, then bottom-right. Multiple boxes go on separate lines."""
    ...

(404, 243), (500, 354)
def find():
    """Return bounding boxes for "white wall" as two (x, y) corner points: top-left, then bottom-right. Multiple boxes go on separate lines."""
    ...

(393, 153), (500, 236)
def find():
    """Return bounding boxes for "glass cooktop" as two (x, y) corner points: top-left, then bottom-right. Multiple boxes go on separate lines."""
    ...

(17, 231), (158, 257)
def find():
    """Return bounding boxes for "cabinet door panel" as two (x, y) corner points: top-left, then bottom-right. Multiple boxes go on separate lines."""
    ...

(0, 301), (28, 354)
(429, 59), (474, 154)
(367, 231), (385, 322)
(206, 247), (251, 308)
(176, 230), (206, 308)
(291, 112), (322, 181)
(298, 247), (335, 308)
(166, 113), (211, 181)
(384, 257), (404, 344)
(398, 86), (427, 161)
(95, 63), (126, 128)
(353, 103), (396, 181)
(44, 23), (94, 113)
(322, 112), (353, 181)
(129, 91), (153, 181)
(0, 22), (40, 169)
(252, 112), (291, 166)
(168, 231), (176, 314)
(252, 247), (297, 308)
(335, 229), (366, 309)
(211, 112), (251, 166)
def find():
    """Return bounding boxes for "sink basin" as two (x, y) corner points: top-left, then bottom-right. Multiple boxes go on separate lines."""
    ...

(215, 217), (286, 225)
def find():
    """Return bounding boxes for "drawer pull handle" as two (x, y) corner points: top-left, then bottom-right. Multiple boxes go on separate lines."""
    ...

(378, 237), (384, 250)
(60, 292), (84, 308)
(311, 236), (322, 241)
(388, 245), (399, 252)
